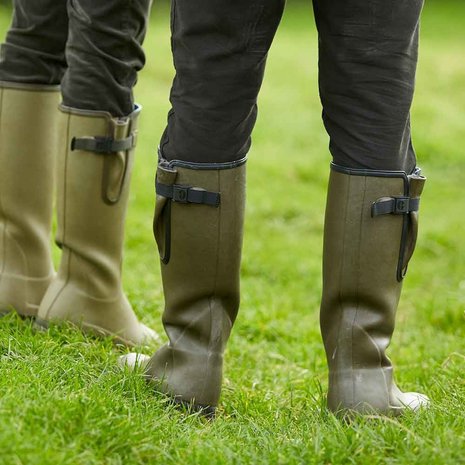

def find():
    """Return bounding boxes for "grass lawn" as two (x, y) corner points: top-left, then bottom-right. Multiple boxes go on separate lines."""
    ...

(1, 1), (464, 464)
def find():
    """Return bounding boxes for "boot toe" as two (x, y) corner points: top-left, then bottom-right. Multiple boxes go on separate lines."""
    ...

(397, 391), (430, 412)
(118, 352), (151, 371)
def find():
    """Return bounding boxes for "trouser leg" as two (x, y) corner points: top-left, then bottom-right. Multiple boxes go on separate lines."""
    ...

(313, 0), (424, 171)
(0, 0), (68, 84)
(0, 0), (152, 116)
(160, 0), (285, 163)
(61, 0), (152, 117)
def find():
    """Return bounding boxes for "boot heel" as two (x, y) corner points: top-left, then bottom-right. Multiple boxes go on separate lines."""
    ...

(0, 273), (53, 317)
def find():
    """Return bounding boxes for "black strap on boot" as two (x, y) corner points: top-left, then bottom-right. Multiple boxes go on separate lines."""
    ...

(371, 189), (423, 281)
(330, 162), (426, 283)
(71, 135), (136, 154)
(154, 179), (220, 265)
(156, 181), (221, 207)
(371, 196), (420, 217)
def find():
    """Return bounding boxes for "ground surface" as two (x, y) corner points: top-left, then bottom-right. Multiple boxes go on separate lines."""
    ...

(0, 1), (464, 464)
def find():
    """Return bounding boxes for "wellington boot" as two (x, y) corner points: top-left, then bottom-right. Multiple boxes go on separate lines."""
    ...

(320, 163), (429, 415)
(121, 156), (246, 416)
(0, 83), (59, 317)
(36, 105), (158, 347)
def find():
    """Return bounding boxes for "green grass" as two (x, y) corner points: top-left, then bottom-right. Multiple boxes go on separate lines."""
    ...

(1, 1), (465, 464)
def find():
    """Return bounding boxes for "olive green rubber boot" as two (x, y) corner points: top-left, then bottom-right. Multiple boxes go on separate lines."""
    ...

(320, 163), (429, 416)
(0, 83), (60, 317)
(121, 156), (246, 415)
(36, 105), (158, 347)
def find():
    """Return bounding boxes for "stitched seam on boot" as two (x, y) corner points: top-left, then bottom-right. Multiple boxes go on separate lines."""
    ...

(200, 169), (222, 403)
(0, 87), (6, 279)
(0, 272), (53, 282)
(350, 176), (367, 405)
(334, 173), (351, 406)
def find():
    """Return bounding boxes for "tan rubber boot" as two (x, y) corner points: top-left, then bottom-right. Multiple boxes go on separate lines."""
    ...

(36, 105), (158, 347)
(0, 82), (59, 317)
(121, 156), (246, 416)
(320, 163), (429, 416)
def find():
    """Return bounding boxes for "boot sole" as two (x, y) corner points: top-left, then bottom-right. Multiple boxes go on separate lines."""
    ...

(118, 354), (217, 418)
(1, 307), (37, 320)
(34, 317), (144, 347)
(172, 397), (216, 419)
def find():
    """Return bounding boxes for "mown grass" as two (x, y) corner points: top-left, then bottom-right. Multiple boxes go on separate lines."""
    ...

(1, 1), (464, 464)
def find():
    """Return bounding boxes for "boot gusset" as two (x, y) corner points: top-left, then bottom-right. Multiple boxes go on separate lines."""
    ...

(143, 153), (246, 413)
(321, 162), (429, 415)
(330, 162), (426, 281)
(66, 105), (139, 206)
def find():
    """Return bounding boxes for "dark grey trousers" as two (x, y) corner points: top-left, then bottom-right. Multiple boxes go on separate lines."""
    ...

(161, 0), (424, 170)
(0, 0), (424, 169)
(0, 0), (151, 116)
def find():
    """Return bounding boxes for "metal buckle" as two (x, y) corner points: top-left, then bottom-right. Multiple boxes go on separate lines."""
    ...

(394, 197), (410, 214)
(172, 185), (189, 203)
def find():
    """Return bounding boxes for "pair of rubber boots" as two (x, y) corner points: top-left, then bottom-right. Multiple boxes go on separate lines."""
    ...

(122, 161), (429, 416)
(0, 83), (428, 416)
(0, 82), (157, 346)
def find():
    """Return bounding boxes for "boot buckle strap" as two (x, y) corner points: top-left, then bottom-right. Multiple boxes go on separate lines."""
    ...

(156, 181), (221, 207)
(71, 134), (136, 154)
(371, 196), (420, 217)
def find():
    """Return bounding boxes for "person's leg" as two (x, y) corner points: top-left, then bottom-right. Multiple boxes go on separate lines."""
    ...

(0, 0), (68, 84)
(313, 0), (423, 172)
(160, 0), (284, 164)
(36, 0), (159, 346)
(121, 0), (286, 415)
(0, 1), (67, 316)
(314, 0), (429, 414)
(60, 0), (150, 117)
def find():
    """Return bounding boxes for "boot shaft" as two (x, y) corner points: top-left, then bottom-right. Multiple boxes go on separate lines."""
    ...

(36, 104), (159, 346)
(0, 83), (59, 315)
(0, 83), (60, 278)
(155, 158), (246, 351)
(55, 105), (140, 296)
(321, 168), (405, 366)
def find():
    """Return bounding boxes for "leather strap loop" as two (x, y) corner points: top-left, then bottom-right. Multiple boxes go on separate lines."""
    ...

(156, 181), (220, 207)
(71, 134), (136, 154)
(371, 196), (420, 217)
